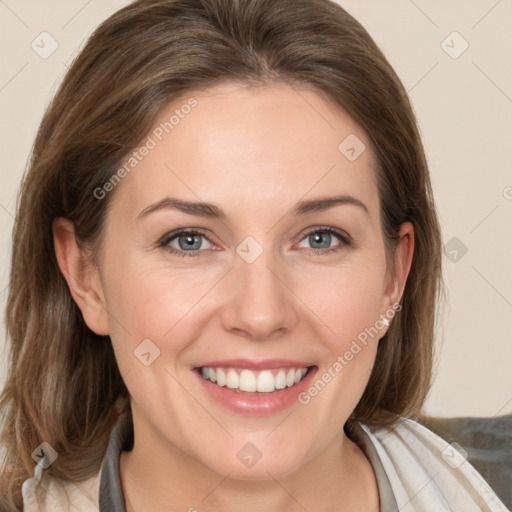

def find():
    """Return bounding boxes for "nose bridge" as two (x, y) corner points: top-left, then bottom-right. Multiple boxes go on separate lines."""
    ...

(220, 237), (297, 339)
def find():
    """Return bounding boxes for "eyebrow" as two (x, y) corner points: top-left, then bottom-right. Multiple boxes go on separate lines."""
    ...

(136, 194), (369, 221)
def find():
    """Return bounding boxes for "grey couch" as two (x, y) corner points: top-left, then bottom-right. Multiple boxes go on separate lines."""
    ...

(420, 413), (512, 509)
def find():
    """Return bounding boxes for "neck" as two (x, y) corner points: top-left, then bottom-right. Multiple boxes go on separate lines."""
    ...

(119, 421), (379, 512)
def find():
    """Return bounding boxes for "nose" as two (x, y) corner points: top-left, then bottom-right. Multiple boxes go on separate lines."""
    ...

(219, 246), (298, 341)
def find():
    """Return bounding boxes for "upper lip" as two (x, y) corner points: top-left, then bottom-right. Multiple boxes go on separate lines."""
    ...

(195, 358), (314, 370)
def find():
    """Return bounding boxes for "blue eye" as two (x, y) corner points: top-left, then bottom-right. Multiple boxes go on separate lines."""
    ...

(159, 229), (213, 258)
(158, 226), (350, 258)
(297, 227), (350, 254)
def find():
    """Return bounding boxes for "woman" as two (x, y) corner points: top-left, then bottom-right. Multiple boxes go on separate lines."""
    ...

(0, 0), (508, 510)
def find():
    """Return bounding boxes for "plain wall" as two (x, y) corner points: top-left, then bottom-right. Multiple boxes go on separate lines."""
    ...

(0, 0), (511, 418)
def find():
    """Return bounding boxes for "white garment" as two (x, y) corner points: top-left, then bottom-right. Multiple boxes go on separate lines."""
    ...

(361, 418), (510, 511)
(22, 466), (101, 511)
(21, 417), (510, 511)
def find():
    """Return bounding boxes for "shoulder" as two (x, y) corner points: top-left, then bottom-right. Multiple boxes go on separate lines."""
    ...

(21, 413), (132, 511)
(21, 464), (101, 512)
(419, 413), (512, 509)
(360, 415), (511, 511)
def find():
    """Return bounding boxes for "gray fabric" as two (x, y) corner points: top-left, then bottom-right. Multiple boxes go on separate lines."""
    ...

(99, 413), (133, 512)
(98, 414), (398, 511)
(419, 413), (512, 510)
(355, 424), (399, 511)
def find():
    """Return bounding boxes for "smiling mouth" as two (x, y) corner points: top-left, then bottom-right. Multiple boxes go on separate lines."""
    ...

(196, 366), (314, 394)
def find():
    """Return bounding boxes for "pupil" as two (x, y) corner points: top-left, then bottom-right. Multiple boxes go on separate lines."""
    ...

(179, 234), (201, 250)
(311, 232), (330, 249)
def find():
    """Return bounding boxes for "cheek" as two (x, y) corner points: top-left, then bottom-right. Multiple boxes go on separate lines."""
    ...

(296, 259), (385, 397)
(289, 263), (385, 442)
(101, 257), (221, 365)
(101, 262), (206, 411)
(301, 260), (386, 344)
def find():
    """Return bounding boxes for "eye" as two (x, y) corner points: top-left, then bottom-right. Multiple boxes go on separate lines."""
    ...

(296, 227), (350, 254)
(158, 226), (351, 259)
(159, 229), (214, 258)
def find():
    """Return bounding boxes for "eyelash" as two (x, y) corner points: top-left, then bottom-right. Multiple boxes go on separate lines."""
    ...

(158, 226), (351, 259)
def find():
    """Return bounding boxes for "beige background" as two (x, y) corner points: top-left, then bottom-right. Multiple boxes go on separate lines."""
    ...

(0, 0), (511, 418)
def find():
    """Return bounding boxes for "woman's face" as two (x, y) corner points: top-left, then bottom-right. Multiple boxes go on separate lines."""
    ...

(73, 82), (412, 479)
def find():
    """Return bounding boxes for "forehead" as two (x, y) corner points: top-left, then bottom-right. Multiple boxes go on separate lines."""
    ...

(111, 82), (379, 222)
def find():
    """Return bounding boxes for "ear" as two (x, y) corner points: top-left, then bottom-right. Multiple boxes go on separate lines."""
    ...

(382, 221), (415, 311)
(52, 217), (110, 336)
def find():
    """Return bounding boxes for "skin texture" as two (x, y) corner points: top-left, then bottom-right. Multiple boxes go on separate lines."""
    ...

(53, 82), (414, 512)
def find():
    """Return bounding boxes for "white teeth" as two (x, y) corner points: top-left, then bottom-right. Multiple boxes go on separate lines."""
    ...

(199, 366), (310, 393)
(275, 370), (287, 389)
(226, 369), (239, 389)
(256, 370), (275, 392)
(286, 369), (295, 387)
(239, 369), (256, 392)
(216, 368), (226, 386)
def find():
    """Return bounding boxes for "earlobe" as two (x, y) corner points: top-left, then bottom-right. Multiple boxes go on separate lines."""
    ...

(52, 218), (110, 336)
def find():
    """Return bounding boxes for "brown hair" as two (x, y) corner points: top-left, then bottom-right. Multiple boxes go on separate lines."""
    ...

(0, 0), (443, 508)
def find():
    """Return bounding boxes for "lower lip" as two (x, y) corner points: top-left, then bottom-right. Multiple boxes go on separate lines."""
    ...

(193, 367), (318, 415)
